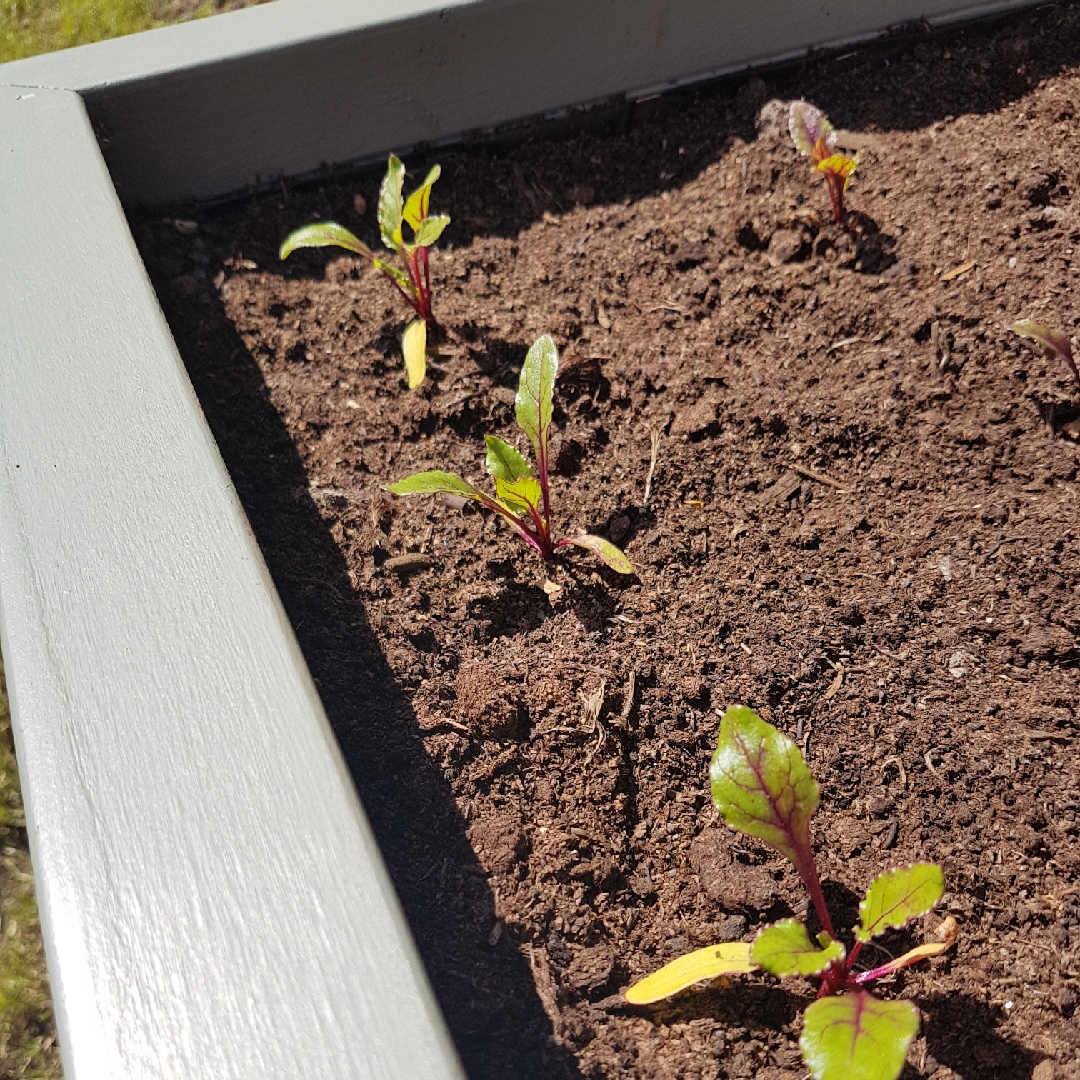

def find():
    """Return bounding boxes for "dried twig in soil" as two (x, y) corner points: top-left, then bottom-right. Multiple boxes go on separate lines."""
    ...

(611, 670), (636, 731)
(930, 320), (951, 374)
(826, 335), (861, 353)
(581, 680), (607, 763)
(803, 661), (844, 752)
(819, 662), (844, 703)
(643, 428), (661, 508)
(789, 461), (851, 493)
(417, 713), (472, 736)
(528, 945), (564, 1039)
(881, 754), (907, 790)
(941, 259), (976, 281)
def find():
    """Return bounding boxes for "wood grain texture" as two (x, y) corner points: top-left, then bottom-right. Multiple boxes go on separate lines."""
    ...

(0, 86), (464, 1080)
(0, 0), (1042, 205)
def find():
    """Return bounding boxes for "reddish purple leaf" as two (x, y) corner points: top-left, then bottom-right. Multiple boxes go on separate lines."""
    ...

(789, 100), (836, 157)
(1010, 319), (1079, 384)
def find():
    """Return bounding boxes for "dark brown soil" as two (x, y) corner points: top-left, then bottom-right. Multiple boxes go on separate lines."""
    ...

(138, 6), (1080, 1078)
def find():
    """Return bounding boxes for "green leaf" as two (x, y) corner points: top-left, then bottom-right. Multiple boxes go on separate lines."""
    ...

(515, 334), (559, 464)
(378, 154), (406, 252)
(384, 470), (484, 499)
(709, 706), (819, 869)
(403, 163), (441, 229)
(485, 436), (533, 482)
(856, 863), (944, 943)
(800, 993), (919, 1080)
(560, 535), (634, 574)
(752, 919), (845, 977)
(494, 475), (543, 515)
(279, 222), (373, 261)
(371, 256), (415, 294)
(402, 319), (427, 390)
(409, 214), (450, 249)
(625, 943), (757, 1005)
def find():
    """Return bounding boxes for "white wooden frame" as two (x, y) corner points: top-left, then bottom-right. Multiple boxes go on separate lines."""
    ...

(0, 0), (1039, 1076)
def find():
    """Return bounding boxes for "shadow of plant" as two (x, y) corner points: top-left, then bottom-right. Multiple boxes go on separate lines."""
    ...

(466, 580), (550, 643)
(919, 992), (1039, 1079)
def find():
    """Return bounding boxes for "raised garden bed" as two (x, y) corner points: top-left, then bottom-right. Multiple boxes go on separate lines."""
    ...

(140, 5), (1080, 1078)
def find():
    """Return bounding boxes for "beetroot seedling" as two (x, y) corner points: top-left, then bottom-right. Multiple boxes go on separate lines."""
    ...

(789, 100), (859, 225)
(280, 154), (449, 389)
(1009, 319), (1079, 384)
(627, 707), (956, 1080)
(385, 335), (633, 574)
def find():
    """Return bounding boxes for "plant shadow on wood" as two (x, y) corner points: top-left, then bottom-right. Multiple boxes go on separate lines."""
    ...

(159, 295), (586, 1080)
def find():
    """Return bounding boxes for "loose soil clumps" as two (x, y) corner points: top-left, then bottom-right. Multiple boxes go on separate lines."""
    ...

(142, 5), (1080, 1077)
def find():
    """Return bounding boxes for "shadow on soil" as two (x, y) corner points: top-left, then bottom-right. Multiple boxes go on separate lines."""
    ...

(918, 992), (1040, 1080)
(160, 289), (583, 1080)
(635, 984), (1038, 1079)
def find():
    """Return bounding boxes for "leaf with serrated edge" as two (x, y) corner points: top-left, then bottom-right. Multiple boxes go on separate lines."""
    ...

(515, 335), (559, 464)
(485, 436), (533, 481)
(857, 863), (943, 943)
(789, 100), (835, 156)
(280, 222), (372, 261)
(752, 919), (844, 978)
(402, 319), (427, 390)
(384, 470), (483, 499)
(410, 214), (450, 250)
(403, 164), (441, 229)
(625, 943), (756, 1005)
(560, 535), (634, 574)
(1010, 319), (1079, 383)
(800, 993), (918, 1080)
(494, 475), (543, 515)
(709, 706), (819, 869)
(379, 154), (406, 251)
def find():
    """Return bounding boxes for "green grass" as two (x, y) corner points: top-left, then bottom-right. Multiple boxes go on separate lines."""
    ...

(1, 0), (153, 62)
(0, 661), (60, 1080)
(0, 0), (233, 64)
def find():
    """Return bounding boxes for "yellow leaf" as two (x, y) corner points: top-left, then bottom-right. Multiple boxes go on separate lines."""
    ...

(887, 940), (950, 968)
(403, 319), (427, 389)
(625, 942), (756, 1005)
(877, 916), (958, 976)
(814, 152), (858, 179)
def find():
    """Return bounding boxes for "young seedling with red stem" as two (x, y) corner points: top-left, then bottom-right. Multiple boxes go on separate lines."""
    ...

(627, 707), (957, 1080)
(789, 100), (859, 225)
(384, 335), (633, 574)
(279, 154), (448, 389)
